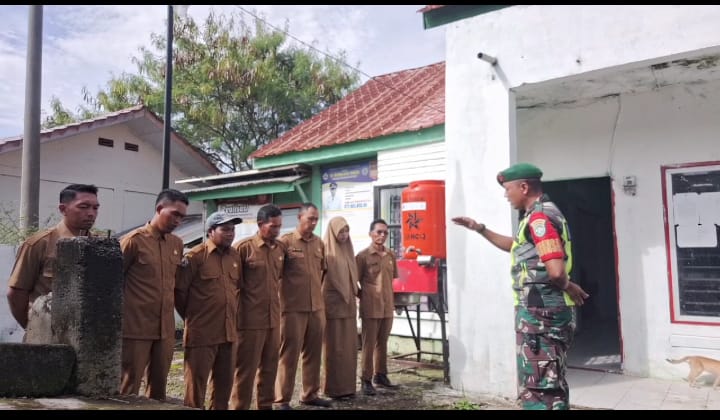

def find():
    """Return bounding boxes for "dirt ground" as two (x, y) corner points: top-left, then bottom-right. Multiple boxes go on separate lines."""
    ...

(164, 342), (520, 410)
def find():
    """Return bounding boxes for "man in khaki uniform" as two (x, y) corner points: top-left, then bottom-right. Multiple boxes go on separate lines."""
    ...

(274, 203), (331, 409)
(119, 189), (188, 401)
(175, 211), (242, 409)
(356, 218), (399, 396)
(6, 184), (99, 333)
(230, 204), (284, 410)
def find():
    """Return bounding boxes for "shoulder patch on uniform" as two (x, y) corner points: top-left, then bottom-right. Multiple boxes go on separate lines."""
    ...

(122, 227), (144, 241)
(530, 218), (547, 237)
(24, 228), (54, 246)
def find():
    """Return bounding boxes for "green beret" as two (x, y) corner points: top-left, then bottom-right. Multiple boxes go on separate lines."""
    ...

(496, 163), (543, 185)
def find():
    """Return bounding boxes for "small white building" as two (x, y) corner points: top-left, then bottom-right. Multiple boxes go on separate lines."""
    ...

(0, 105), (218, 234)
(422, 5), (720, 398)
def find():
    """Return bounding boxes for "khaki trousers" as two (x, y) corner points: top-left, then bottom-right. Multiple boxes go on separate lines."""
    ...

(119, 337), (175, 400)
(230, 328), (280, 410)
(183, 342), (235, 409)
(360, 317), (393, 381)
(275, 310), (326, 404)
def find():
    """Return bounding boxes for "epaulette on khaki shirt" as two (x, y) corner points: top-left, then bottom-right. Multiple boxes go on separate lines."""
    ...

(175, 240), (240, 347)
(356, 246), (398, 319)
(120, 222), (184, 340)
(8, 221), (76, 304)
(278, 230), (326, 313)
(234, 233), (284, 329)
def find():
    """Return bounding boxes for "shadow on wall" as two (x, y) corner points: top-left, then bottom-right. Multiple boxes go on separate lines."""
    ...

(447, 160), (469, 378)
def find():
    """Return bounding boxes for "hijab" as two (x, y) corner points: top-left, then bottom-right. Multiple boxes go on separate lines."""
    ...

(323, 216), (359, 303)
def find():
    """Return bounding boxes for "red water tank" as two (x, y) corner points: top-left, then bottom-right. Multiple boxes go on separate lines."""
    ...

(401, 180), (446, 259)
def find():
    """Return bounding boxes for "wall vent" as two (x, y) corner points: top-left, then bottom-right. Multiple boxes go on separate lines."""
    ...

(98, 137), (114, 147)
(124, 142), (139, 152)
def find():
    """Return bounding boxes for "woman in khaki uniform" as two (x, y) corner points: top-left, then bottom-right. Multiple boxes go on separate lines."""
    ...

(175, 211), (242, 409)
(321, 216), (359, 399)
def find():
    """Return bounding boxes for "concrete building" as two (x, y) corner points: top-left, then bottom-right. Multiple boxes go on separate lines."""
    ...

(423, 4), (720, 398)
(0, 105), (218, 235)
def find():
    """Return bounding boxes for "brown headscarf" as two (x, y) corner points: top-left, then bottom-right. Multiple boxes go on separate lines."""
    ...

(323, 216), (359, 303)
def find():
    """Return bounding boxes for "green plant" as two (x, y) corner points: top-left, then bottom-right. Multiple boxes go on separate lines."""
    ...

(453, 399), (484, 410)
(0, 202), (59, 246)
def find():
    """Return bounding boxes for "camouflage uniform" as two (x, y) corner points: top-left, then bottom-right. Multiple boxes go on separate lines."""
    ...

(511, 194), (576, 410)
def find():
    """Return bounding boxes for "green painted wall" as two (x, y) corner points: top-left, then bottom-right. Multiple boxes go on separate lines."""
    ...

(188, 125), (445, 236)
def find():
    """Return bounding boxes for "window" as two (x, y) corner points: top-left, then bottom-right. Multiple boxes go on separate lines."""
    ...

(374, 184), (406, 256)
(663, 162), (720, 324)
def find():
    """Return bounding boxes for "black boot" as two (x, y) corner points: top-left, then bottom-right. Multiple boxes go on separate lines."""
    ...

(373, 373), (398, 388)
(361, 379), (376, 395)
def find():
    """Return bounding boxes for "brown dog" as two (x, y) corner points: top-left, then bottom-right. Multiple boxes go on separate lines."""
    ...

(667, 356), (720, 389)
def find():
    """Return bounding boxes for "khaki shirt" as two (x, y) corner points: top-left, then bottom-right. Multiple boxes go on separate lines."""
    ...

(8, 221), (77, 304)
(120, 223), (184, 340)
(278, 230), (326, 313)
(234, 233), (284, 329)
(175, 240), (240, 347)
(356, 246), (398, 319)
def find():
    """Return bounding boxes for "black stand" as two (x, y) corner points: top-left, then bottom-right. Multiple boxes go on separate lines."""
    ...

(392, 263), (449, 384)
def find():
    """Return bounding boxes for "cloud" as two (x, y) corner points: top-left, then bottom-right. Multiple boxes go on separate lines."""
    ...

(0, 5), (443, 138)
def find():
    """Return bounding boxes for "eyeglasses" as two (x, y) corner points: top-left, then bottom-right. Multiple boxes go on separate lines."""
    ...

(374, 230), (388, 235)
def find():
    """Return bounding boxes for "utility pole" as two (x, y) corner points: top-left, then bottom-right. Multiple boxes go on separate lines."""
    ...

(20, 5), (43, 234)
(161, 5), (174, 190)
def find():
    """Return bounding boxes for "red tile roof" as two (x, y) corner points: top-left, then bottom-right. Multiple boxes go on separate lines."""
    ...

(251, 61), (445, 159)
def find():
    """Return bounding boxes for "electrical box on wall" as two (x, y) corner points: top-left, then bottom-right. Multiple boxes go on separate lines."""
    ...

(623, 176), (637, 196)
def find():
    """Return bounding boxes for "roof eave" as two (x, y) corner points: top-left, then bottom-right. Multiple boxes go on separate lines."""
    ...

(422, 5), (514, 29)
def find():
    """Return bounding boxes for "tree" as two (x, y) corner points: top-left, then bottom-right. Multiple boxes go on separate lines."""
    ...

(45, 10), (360, 172)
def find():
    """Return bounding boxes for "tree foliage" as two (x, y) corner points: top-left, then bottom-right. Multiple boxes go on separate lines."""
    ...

(44, 10), (360, 171)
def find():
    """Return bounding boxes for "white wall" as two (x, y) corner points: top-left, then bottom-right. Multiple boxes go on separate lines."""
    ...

(452, 5), (720, 90)
(0, 124), (203, 234)
(445, 4), (720, 397)
(518, 80), (720, 379)
(0, 245), (23, 342)
(377, 141), (446, 185)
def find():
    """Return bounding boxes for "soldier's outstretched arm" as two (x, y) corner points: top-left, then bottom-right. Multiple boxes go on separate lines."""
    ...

(451, 216), (512, 252)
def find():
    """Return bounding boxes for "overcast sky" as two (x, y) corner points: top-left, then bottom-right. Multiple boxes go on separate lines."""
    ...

(0, 5), (445, 139)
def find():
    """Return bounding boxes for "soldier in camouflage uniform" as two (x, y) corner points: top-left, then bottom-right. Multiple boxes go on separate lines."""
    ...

(452, 162), (589, 410)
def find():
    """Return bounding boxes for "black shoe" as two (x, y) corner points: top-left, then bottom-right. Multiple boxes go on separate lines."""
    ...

(373, 373), (398, 388)
(275, 403), (292, 410)
(330, 393), (355, 400)
(361, 380), (376, 396)
(300, 397), (332, 408)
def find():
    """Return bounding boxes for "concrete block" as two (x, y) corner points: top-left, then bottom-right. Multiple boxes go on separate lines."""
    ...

(0, 343), (75, 397)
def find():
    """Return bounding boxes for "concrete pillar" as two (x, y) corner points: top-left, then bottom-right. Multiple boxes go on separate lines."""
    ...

(52, 237), (123, 397)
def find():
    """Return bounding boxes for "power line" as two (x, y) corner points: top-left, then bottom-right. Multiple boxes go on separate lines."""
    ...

(234, 5), (444, 116)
